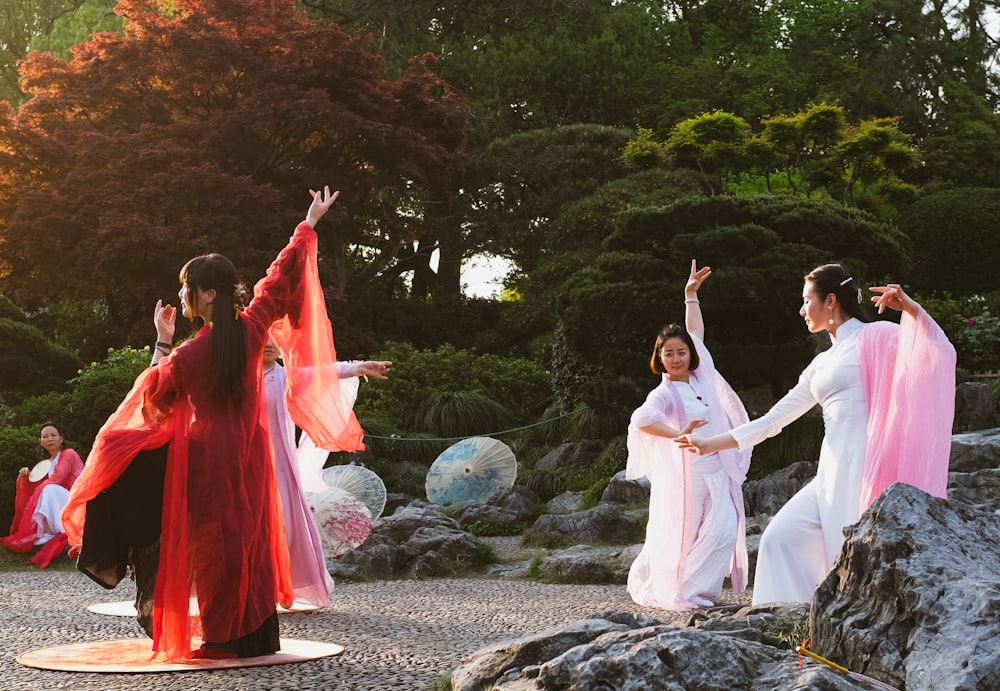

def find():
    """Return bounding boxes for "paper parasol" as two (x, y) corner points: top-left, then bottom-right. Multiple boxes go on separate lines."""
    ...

(321, 464), (388, 521)
(425, 437), (517, 504)
(28, 460), (51, 483)
(308, 486), (373, 557)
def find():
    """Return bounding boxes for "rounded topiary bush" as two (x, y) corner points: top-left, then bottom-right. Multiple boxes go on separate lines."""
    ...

(899, 187), (1000, 298)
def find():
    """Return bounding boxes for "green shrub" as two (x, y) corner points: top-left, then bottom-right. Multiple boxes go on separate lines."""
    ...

(66, 347), (150, 448)
(0, 425), (47, 530)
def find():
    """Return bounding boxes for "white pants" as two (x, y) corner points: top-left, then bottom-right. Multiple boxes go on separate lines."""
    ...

(679, 455), (737, 603)
(752, 478), (829, 605)
(32, 484), (69, 544)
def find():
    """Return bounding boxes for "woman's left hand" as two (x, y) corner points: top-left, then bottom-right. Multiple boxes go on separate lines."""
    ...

(870, 283), (919, 317)
(305, 185), (340, 228)
(681, 418), (708, 435)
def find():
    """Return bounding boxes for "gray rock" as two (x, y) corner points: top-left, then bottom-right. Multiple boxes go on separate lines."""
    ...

(954, 382), (996, 432)
(601, 470), (651, 504)
(523, 503), (642, 548)
(812, 481), (1000, 690)
(451, 503), (523, 531)
(486, 485), (540, 523)
(451, 618), (633, 691)
(535, 439), (605, 472)
(949, 428), (1000, 472)
(533, 545), (625, 584)
(743, 460), (816, 517)
(333, 501), (487, 579)
(456, 611), (860, 691)
(948, 467), (1000, 511)
(546, 491), (585, 515)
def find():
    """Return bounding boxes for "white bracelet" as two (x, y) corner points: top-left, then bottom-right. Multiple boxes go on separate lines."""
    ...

(685, 298), (700, 304)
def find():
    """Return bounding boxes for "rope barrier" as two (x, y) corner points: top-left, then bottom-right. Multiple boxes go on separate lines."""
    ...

(362, 408), (583, 443)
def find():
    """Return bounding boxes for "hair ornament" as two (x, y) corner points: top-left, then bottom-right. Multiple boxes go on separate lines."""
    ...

(839, 276), (853, 286)
(232, 283), (249, 319)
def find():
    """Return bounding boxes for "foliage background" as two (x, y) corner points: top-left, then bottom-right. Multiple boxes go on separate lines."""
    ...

(0, 0), (999, 522)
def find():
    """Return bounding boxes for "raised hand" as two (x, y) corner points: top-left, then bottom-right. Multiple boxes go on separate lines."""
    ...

(685, 259), (712, 297)
(869, 283), (919, 317)
(153, 299), (177, 343)
(305, 185), (340, 228)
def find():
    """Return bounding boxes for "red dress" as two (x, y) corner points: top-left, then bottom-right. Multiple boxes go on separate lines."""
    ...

(62, 222), (365, 660)
(2, 448), (84, 552)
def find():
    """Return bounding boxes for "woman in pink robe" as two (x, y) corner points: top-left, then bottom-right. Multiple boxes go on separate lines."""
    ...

(263, 341), (390, 608)
(678, 264), (955, 604)
(626, 261), (751, 610)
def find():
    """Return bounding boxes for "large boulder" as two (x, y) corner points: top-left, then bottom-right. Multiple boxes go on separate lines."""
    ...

(954, 382), (996, 432)
(743, 460), (816, 517)
(332, 501), (487, 579)
(600, 470), (650, 504)
(452, 608), (859, 691)
(811, 482), (1000, 690)
(534, 440), (605, 472)
(522, 503), (643, 548)
(949, 428), (1000, 472)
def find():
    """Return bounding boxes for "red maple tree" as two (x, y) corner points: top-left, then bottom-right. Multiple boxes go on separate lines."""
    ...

(0, 0), (467, 344)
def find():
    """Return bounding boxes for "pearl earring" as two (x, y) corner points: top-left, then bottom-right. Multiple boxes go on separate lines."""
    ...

(828, 318), (835, 325)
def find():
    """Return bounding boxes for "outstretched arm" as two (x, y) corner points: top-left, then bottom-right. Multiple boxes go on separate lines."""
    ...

(685, 259), (711, 342)
(675, 430), (739, 454)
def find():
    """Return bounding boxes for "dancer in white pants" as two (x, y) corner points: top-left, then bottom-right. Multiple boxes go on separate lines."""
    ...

(626, 260), (751, 610)
(678, 264), (955, 604)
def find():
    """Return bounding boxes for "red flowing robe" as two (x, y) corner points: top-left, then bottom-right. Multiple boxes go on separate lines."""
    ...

(62, 222), (365, 660)
(2, 448), (84, 552)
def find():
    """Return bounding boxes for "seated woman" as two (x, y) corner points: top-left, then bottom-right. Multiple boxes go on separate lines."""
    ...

(2, 422), (84, 566)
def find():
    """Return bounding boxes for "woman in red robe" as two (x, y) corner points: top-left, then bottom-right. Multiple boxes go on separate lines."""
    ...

(62, 186), (365, 661)
(2, 422), (84, 565)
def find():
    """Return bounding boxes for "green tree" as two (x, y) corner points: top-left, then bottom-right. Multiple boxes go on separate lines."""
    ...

(554, 195), (910, 415)
(665, 111), (750, 194)
(0, 299), (81, 405)
(0, 0), (468, 347)
(0, 0), (93, 104)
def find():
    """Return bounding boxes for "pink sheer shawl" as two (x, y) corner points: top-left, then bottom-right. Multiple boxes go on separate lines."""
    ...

(857, 307), (956, 511)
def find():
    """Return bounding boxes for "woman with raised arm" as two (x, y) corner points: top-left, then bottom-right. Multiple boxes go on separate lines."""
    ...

(625, 260), (751, 610)
(677, 264), (955, 605)
(62, 187), (365, 661)
(262, 336), (390, 608)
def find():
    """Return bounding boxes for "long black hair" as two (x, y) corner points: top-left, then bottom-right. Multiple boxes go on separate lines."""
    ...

(805, 263), (872, 323)
(179, 253), (248, 410)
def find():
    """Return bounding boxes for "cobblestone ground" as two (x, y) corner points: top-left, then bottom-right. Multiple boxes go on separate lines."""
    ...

(0, 553), (751, 690)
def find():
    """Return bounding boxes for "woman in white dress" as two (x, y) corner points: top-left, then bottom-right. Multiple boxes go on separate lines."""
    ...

(626, 260), (752, 610)
(677, 264), (955, 604)
(262, 338), (390, 607)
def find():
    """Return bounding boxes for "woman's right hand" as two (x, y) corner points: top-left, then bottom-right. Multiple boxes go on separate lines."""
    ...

(18, 466), (29, 478)
(153, 300), (176, 343)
